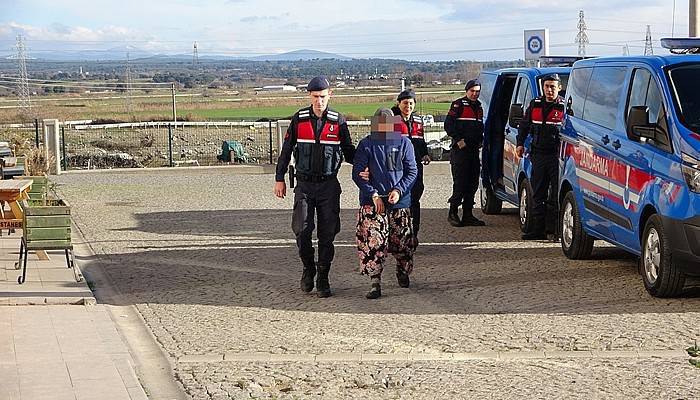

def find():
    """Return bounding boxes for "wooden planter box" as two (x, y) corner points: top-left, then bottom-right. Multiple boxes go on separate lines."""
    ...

(13, 175), (49, 202)
(16, 197), (82, 284)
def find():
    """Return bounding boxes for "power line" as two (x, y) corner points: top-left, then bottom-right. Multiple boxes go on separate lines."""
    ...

(0, 76), (172, 87)
(0, 79), (172, 91)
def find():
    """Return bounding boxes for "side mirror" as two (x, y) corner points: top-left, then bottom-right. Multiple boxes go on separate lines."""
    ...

(627, 105), (660, 141)
(509, 104), (523, 128)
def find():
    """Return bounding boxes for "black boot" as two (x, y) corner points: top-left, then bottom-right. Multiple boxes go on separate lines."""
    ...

(448, 205), (461, 227)
(316, 265), (332, 298)
(521, 231), (546, 240)
(366, 276), (381, 299)
(461, 209), (486, 226)
(396, 270), (410, 288)
(300, 263), (316, 293)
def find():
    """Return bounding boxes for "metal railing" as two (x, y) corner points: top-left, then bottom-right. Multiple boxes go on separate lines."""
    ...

(1, 119), (449, 171)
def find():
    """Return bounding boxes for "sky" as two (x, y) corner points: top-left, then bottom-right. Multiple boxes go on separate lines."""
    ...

(0, 0), (691, 61)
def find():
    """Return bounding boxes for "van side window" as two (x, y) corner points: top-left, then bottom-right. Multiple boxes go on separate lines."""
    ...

(567, 67), (592, 117)
(627, 68), (671, 149)
(583, 66), (627, 130)
(508, 77), (530, 127)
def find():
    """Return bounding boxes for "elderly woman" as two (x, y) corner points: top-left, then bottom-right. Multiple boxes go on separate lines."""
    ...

(352, 108), (418, 299)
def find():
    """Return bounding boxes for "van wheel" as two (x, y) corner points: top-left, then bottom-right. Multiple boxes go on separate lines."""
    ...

(560, 191), (593, 259)
(519, 179), (534, 233)
(641, 215), (685, 297)
(480, 182), (502, 214)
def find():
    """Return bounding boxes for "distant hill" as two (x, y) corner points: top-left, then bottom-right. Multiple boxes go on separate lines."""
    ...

(2, 47), (351, 62)
(245, 49), (351, 61)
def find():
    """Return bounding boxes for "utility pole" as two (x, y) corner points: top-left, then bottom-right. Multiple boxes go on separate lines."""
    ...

(622, 44), (630, 56)
(192, 42), (199, 66)
(691, 0), (699, 37)
(171, 83), (177, 125)
(125, 51), (133, 114)
(16, 34), (32, 119)
(575, 10), (589, 57)
(644, 25), (654, 55)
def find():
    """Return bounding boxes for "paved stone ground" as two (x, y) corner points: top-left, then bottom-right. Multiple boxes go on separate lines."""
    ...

(53, 166), (700, 399)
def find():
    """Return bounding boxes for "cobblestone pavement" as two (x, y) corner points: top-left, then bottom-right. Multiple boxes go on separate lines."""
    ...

(53, 166), (700, 399)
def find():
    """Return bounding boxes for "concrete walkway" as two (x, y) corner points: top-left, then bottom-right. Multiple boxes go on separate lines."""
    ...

(0, 235), (148, 400)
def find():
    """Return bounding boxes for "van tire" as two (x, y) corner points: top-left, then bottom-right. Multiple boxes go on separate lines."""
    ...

(480, 183), (502, 214)
(519, 179), (534, 233)
(641, 215), (685, 297)
(560, 191), (594, 259)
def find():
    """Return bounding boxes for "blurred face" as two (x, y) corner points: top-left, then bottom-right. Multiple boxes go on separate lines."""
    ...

(371, 115), (403, 139)
(309, 89), (331, 115)
(466, 86), (481, 101)
(397, 98), (415, 117)
(543, 80), (561, 102)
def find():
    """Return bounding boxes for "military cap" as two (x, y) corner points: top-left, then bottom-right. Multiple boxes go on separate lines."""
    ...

(396, 89), (416, 101)
(465, 79), (481, 91)
(541, 73), (561, 82)
(306, 76), (330, 91)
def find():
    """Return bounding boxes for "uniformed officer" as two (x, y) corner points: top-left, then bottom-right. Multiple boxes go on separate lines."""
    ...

(516, 74), (565, 240)
(391, 89), (430, 243)
(274, 76), (355, 297)
(444, 79), (486, 227)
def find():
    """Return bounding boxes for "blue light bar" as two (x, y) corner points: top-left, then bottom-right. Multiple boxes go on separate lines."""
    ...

(660, 38), (700, 54)
(539, 56), (587, 66)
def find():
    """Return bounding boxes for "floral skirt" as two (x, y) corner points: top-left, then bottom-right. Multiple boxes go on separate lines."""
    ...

(356, 205), (415, 277)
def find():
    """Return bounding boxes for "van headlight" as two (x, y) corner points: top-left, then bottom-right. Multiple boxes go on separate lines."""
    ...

(682, 153), (700, 193)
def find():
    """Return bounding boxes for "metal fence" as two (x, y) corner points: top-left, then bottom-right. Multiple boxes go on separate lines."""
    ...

(0, 119), (450, 170)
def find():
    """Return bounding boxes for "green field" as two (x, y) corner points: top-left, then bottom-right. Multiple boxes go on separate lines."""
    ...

(187, 101), (451, 120)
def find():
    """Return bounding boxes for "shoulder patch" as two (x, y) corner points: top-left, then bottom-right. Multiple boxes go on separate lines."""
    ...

(326, 111), (339, 122)
(297, 110), (311, 120)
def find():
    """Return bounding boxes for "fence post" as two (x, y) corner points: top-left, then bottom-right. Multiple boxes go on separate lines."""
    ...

(61, 125), (68, 171)
(268, 120), (273, 164)
(168, 124), (174, 167)
(34, 118), (39, 147)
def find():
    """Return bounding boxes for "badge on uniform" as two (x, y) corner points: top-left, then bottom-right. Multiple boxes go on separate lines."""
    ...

(329, 125), (334, 132)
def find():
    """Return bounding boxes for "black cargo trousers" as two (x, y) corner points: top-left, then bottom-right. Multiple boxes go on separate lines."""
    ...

(528, 149), (559, 236)
(448, 147), (480, 210)
(292, 177), (342, 267)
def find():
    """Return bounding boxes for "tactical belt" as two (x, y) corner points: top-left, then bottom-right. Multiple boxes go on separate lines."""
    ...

(296, 173), (334, 183)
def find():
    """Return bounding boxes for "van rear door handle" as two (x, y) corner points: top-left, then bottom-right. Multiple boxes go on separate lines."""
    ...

(602, 135), (610, 145)
(612, 139), (621, 150)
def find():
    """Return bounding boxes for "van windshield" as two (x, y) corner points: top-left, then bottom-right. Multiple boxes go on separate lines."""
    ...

(669, 64), (700, 130)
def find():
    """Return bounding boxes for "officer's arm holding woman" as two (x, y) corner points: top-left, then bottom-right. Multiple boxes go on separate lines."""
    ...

(336, 113), (356, 165)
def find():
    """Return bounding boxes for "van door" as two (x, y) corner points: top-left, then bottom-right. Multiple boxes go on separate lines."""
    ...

(503, 74), (533, 197)
(608, 67), (671, 252)
(576, 66), (628, 238)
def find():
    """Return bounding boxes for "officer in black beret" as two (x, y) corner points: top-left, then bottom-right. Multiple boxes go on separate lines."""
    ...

(444, 79), (486, 227)
(274, 76), (356, 297)
(391, 88), (430, 245)
(516, 73), (564, 240)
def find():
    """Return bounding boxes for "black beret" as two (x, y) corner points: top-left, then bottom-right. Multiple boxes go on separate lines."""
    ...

(396, 89), (416, 101)
(465, 79), (481, 91)
(541, 73), (561, 82)
(307, 76), (330, 91)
